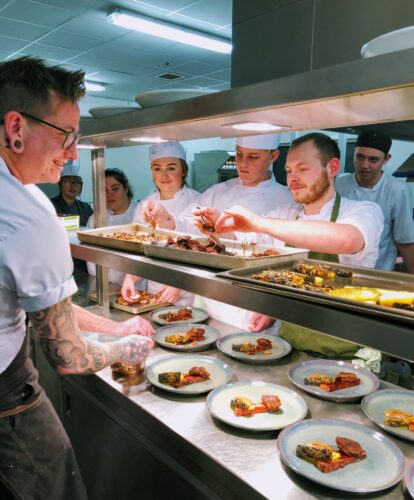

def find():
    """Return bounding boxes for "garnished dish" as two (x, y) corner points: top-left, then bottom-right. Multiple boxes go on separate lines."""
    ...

(158, 366), (210, 388)
(117, 290), (158, 306)
(289, 360), (379, 402)
(304, 371), (360, 392)
(277, 418), (405, 493)
(362, 389), (414, 442)
(163, 235), (233, 255)
(97, 230), (167, 243)
(232, 337), (272, 355)
(165, 327), (205, 345)
(207, 381), (307, 431)
(158, 307), (193, 322)
(146, 354), (231, 394)
(230, 394), (281, 417)
(296, 436), (366, 473)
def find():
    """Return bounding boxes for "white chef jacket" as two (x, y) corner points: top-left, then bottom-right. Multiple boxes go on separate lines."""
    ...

(133, 185), (200, 306)
(178, 176), (292, 330)
(86, 200), (138, 285)
(0, 158), (77, 373)
(336, 173), (414, 270)
(255, 195), (384, 268)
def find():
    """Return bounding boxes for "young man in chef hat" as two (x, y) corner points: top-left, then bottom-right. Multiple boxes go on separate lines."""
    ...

(140, 133), (292, 332)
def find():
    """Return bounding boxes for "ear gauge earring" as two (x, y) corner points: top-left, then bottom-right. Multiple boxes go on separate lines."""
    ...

(12, 139), (23, 153)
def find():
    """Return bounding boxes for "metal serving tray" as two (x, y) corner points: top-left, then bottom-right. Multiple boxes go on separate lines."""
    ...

(143, 239), (308, 270)
(218, 258), (414, 324)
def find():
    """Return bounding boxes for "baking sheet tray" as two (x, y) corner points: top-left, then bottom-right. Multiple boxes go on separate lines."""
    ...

(89, 290), (170, 315)
(218, 258), (414, 324)
(144, 241), (308, 270)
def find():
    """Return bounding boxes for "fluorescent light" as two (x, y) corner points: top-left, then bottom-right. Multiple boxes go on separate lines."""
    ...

(107, 9), (232, 54)
(224, 122), (290, 132)
(127, 136), (168, 143)
(77, 144), (104, 150)
(85, 81), (106, 92)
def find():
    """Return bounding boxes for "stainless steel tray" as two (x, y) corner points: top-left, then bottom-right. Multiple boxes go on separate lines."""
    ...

(218, 258), (414, 324)
(143, 239), (308, 270)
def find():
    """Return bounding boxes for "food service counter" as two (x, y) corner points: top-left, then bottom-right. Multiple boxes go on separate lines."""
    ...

(58, 306), (413, 500)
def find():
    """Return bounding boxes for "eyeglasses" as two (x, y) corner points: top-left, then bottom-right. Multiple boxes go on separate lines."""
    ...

(20, 111), (80, 150)
(62, 178), (83, 187)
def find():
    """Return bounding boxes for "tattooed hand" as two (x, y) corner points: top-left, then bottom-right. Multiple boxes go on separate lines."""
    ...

(116, 335), (154, 365)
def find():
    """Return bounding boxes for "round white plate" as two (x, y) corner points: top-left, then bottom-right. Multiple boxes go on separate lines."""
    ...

(362, 389), (414, 442)
(154, 323), (219, 352)
(361, 26), (414, 58)
(277, 418), (405, 493)
(207, 381), (307, 432)
(217, 332), (291, 364)
(405, 461), (414, 498)
(89, 106), (139, 118)
(146, 354), (232, 395)
(288, 359), (380, 402)
(149, 306), (209, 326)
(135, 89), (215, 107)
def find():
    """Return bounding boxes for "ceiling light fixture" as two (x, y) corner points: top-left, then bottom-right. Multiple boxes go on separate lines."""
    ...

(85, 81), (106, 92)
(77, 144), (104, 149)
(127, 137), (168, 143)
(223, 122), (290, 132)
(107, 8), (232, 54)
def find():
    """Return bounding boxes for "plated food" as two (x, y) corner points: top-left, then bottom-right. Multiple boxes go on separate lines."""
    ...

(153, 323), (219, 352)
(277, 418), (405, 493)
(146, 355), (232, 394)
(288, 360), (379, 402)
(362, 389), (414, 441)
(116, 290), (159, 307)
(207, 381), (307, 431)
(217, 332), (291, 364)
(149, 306), (209, 326)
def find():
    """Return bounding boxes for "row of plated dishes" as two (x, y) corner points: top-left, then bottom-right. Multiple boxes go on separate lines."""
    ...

(135, 305), (414, 495)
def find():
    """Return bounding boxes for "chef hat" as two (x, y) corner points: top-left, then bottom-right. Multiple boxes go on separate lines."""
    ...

(236, 133), (280, 150)
(149, 141), (186, 162)
(356, 130), (392, 155)
(61, 160), (81, 178)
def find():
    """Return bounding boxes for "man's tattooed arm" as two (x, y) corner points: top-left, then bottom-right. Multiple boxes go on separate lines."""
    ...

(28, 297), (152, 375)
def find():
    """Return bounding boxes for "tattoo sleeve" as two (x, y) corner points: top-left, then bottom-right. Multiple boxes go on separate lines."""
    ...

(29, 298), (151, 375)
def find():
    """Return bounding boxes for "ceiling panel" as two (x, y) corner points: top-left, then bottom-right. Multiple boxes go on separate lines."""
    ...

(169, 61), (222, 76)
(131, 0), (201, 10)
(179, 75), (225, 87)
(110, 30), (175, 51)
(0, 17), (50, 40)
(62, 12), (127, 40)
(36, 0), (102, 11)
(41, 30), (103, 51)
(21, 43), (80, 61)
(202, 68), (231, 81)
(0, 35), (30, 51)
(178, 0), (232, 27)
(1, 0), (74, 27)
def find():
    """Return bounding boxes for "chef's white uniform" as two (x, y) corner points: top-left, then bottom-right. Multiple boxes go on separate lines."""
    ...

(133, 185), (200, 306)
(86, 201), (138, 285)
(335, 173), (414, 270)
(175, 176), (292, 329)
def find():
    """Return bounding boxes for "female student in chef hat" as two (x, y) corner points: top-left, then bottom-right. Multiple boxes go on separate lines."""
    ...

(121, 140), (200, 305)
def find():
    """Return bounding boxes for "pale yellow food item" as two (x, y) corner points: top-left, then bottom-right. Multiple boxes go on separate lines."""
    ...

(376, 290), (414, 307)
(328, 287), (380, 302)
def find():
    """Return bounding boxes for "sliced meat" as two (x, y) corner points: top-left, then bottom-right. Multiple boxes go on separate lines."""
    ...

(261, 395), (281, 412)
(336, 437), (367, 459)
(188, 366), (210, 380)
(316, 455), (360, 473)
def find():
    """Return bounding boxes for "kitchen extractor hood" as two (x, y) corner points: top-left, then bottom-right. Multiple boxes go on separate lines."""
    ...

(79, 47), (414, 149)
(393, 153), (414, 178)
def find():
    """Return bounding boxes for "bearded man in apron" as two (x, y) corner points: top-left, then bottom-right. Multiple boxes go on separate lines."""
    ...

(215, 132), (384, 356)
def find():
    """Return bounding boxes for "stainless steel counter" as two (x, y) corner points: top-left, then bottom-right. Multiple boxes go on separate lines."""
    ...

(72, 306), (413, 500)
(69, 233), (414, 361)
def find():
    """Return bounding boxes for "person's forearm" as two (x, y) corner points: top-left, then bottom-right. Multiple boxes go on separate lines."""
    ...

(256, 217), (365, 254)
(72, 303), (125, 335)
(29, 298), (147, 375)
(398, 243), (414, 273)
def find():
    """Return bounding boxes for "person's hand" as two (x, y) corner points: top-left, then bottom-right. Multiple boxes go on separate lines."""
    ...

(121, 274), (139, 303)
(156, 286), (182, 304)
(215, 205), (261, 234)
(141, 200), (175, 229)
(247, 312), (275, 332)
(193, 207), (221, 232)
(117, 316), (155, 337)
(117, 335), (154, 365)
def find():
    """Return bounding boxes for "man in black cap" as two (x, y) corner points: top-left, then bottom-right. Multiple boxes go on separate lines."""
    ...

(336, 129), (414, 272)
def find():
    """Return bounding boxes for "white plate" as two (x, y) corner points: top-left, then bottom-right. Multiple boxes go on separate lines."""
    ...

(154, 323), (219, 352)
(149, 306), (209, 326)
(146, 354), (232, 395)
(362, 389), (414, 442)
(207, 381), (307, 432)
(89, 106), (139, 118)
(277, 418), (405, 493)
(135, 89), (215, 107)
(288, 359), (380, 402)
(217, 332), (291, 364)
(405, 461), (414, 498)
(361, 26), (414, 58)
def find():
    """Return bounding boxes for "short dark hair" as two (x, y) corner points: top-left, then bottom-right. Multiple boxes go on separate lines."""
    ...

(290, 132), (340, 166)
(180, 159), (189, 187)
(105, 168), (133, 200)
(0, 56), (85, 118)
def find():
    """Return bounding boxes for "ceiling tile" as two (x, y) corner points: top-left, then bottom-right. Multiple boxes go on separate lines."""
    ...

(179, 75), (224, 88)
(0, 35), (30, 52)
(1, 0), (74, 27)
(202, 68), (230, 81)
(0, 49), (13, 60)
(21, 43), (80, 61)
(197, 52), (231, 68)
(175, 0), (232, 27)
(169, 61), (221, 76)
(68, 53), (152, 75)
(36, 0), (101, 12)
(111, 30), (175, 51)
(129, 0), (199, 11)
(0, 17), (50, 40)
(41, 30), (103, 51)
(62, 12), (127, 40)
(208, 81), (230, 90)
(83, 69), (140, 84)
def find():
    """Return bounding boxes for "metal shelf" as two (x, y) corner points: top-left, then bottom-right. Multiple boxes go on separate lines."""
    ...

(70, 234), (414, 361)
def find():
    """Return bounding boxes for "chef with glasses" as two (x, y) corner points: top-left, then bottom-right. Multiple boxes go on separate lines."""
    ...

(50, 160), (93, 227)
